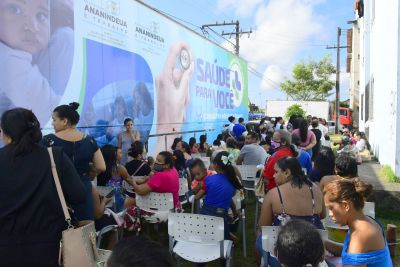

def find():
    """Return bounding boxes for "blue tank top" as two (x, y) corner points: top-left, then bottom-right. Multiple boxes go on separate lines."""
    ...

(342, 226), (392, 266)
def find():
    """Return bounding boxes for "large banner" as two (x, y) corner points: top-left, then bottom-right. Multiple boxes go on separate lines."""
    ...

(0, 0), (248, 153)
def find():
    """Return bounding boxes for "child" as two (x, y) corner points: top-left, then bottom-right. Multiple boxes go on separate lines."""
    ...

(189, 158), (215, 199)
(0, 0), (73, 124)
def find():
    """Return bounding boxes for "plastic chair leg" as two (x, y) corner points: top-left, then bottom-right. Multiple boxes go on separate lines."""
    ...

(254, 199), (259, 232)
(242, 208), (247, 257)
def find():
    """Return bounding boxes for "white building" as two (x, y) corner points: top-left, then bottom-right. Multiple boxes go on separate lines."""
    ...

(357, 0), (400, 175)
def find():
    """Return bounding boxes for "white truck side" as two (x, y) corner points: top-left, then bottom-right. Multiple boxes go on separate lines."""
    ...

(266, 100), (330, 120)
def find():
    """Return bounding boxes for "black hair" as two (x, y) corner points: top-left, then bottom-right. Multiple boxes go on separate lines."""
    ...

(276, 157), (312, 188)
(107, 236), (173, 267)
(298, 119), (308, 143)
(228, 116), (235, 123)
(217, 134), (223, 141)
(275, 220), (324, 267)
(238, 117), (244, 123)
(173, 150), (186, 171)
(213, 151), (242, 190)
(158, 151), (174, 169)
(247, 131), (259, 141)
(97, 145), (117, 186)
(123, 117), (133, 126)
(189, 158), (206, 170)
(335, 153), (358, 178)
(226, 137), (237, 149)
(1, 108), (42, 158)
(128, 141), (144, 158)
(180, 141), (191, 155)
(53, 102), (80, 125)
(313, 147), (335, 178)
(273, 116), (283, 128)
(199, 134), (207, 151)
(171, 137), (181, 151)
(291, 134), (301, 147)
(213, 139), (221, 146)
(189, 137), (196, 149)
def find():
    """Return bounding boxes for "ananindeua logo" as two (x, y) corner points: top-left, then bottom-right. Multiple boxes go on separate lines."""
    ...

(229, 60), (244, 108)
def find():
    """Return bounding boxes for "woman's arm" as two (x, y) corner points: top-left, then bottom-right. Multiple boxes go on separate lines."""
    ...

(117, 165), (130, 181)
(132, 179), (152, 195)
(258, 191), (274, 228)
(134, 131), (141, 141)
(92, 149), (106, 173)
(303, 131), (317, 150)
(92, 186), (111, 220)
(324, 240), (343, 257)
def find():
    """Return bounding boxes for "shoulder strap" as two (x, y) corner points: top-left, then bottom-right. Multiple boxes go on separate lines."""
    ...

(47, 147), (73, 227)
(276, 186), (286, 214)
(309, 186), (316, 215)
(132, 161), (146, 176)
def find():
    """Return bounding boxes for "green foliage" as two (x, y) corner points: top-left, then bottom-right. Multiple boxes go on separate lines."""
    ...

(340, 101), (349, 108)
(379, 165), (400, 183)
(281, 55), (335, 101)
(285, 104), (306, 119)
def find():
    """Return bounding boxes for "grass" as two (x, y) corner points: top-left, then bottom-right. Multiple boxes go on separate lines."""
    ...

(117, 197), (400, 267)
(379, 165), (400, 183)
(376, 209), (400, 258)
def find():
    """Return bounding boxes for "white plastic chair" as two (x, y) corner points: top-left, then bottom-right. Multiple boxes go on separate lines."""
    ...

(178, 178), (190, 206)
(232, 190), (247, 257)
(136, 192), (174, 223)
(200, 156), (211, 169)
(236, 165), (258, 192)
(260, 226), (328, 266)
(168, 213), (233, 266)
(191, 153), (202, 159)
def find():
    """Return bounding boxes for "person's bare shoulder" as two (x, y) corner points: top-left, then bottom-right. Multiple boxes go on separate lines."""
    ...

(348, 219), (385, 253)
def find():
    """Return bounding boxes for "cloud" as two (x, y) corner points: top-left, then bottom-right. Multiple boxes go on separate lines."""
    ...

(217, 0), (326, 91)
(217, 0), (263, 17)
(260, 65), (285, 90)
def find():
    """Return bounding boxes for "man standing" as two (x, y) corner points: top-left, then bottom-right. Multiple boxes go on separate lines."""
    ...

(236, 132), (268, 165)
(228, 116), (236, 137)
(233, 117), (246, 140)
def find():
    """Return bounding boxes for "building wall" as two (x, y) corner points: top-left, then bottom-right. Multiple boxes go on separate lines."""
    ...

(349, 25), (360, 128)
(359, 0), (400, 175)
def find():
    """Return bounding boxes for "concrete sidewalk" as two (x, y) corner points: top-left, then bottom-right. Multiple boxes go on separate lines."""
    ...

(358, 161), (400, 192)
(358, 161), (400, 211)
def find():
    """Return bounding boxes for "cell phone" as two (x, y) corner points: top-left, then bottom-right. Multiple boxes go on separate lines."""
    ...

(105, 189), (116, 198)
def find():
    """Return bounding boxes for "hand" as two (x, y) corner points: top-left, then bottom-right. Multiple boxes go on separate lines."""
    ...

(155, 42), (194, 133)
(103, 196), (112, 205)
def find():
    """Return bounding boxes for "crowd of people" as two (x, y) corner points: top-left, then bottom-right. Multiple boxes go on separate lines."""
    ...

(0, 106), (392, 267)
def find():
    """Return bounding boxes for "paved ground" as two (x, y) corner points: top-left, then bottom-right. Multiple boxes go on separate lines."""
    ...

(358, 161), (400, 192)
(358, 161), (400, 212)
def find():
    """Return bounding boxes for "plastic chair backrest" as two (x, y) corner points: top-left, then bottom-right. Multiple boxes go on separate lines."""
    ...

(201, 157), (211, 169)
(136, 192), (174, 212)
(324, 201), (375, 229)
(192, 153), (202, 159)
(317, 229), (328, 241)
(236, 165), (258, 180)
(168, 213), (224, 244)
(261, 226), (280, 256)
(363, 201), (375, 218)
(178, 178), (189, 196)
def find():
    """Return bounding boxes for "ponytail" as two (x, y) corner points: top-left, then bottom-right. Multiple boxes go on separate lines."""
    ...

(213, 151), (243, 190)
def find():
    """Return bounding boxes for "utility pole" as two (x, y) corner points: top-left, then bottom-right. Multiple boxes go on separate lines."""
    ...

(327, 27), (348, 133)
(201, 20), (252, 55)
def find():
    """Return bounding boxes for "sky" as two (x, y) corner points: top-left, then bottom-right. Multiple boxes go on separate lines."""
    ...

(141, 0), (355, 108)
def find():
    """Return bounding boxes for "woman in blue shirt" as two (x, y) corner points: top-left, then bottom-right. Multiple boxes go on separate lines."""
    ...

(197, 151), (243, 238)
(324, 178), (392, 267)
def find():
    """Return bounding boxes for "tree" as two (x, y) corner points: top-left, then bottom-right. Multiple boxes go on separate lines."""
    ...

(280, 55), (335, 101)
(285, 104), (306, 119)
